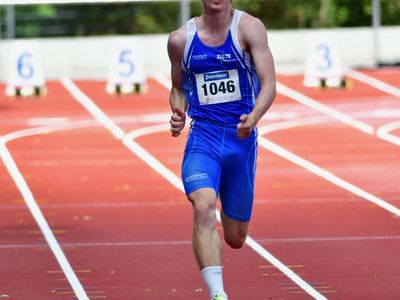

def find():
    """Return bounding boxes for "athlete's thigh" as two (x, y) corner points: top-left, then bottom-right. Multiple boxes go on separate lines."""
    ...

(182, 150), (222, 196)
(182, 121), (223, 196)
(219, 138), (257, 222)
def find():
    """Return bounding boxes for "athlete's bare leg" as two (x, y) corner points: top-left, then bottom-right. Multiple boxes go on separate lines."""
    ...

(220, 210), (249, 249)
(189, 188), (228, 299)
(189, 188), (221, 269)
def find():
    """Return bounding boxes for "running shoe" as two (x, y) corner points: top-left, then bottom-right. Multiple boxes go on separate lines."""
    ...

(213, 294), (228, 300)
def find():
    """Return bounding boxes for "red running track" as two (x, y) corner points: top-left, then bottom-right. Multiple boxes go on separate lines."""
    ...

(0, 69), (399, 299)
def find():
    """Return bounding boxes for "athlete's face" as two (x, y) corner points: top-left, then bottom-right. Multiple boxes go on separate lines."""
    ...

(201, 0), (231, 12)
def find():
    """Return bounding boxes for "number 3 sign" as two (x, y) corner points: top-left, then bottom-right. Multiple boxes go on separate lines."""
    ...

(304, 32), (344, 88)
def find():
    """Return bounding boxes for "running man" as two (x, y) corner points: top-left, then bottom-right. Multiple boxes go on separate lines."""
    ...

(167, 0), (276, 299)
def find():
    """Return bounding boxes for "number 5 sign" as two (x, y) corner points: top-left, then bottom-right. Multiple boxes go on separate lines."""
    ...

(6, 41), (46, 96)
(106, 38), (146, 94)
(304, 32), (344, 88)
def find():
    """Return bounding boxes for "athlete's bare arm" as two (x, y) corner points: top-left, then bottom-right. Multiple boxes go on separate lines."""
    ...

(237, 14), (276, 139)
(167, 27), (188, 137)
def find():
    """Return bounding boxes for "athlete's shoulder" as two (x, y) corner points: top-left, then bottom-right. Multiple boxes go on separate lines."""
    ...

(238, 11), (267, 33)
(168, 25), (187, 56)
(237, 11), (268, 48)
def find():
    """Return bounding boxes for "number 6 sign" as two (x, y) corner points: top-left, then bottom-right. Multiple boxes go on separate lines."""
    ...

(6, 41), (45, 97)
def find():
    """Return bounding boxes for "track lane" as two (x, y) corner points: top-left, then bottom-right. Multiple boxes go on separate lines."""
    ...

(263, 95), (400, 209)
(2, 84), (189, 299)
(264, 74), (400, 212)
(0, 82), (92, 135)
(71, 80), (170, 133)
(2, 79), (318, 299)
(136, 128), (400, 299)
(277, 76), (400, 134)
(353, 68), (400, 89)
(0, 83), (104, 299)
(126, 75), (396, 295)
(2, 71), (399, 299)
(3, 121), (210, 298)
(129, 75), (397, 295)
(72, 79), (334, 299)
(0, 161), (70, 299)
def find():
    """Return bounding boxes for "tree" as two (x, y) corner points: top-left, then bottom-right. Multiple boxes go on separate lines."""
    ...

(2, 0), (399, 38)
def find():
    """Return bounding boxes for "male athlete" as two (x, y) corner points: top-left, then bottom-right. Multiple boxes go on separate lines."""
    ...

(167, 0), (276, 299)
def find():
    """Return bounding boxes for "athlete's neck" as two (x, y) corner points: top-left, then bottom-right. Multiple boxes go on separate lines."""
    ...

(200, 7), (233, 33)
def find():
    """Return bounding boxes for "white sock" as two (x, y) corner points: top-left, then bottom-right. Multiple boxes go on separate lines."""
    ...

(201, 266), (227, 299)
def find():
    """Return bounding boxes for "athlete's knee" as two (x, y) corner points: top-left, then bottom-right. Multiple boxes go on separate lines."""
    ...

(193, 201), (215, 226)
(189, 189), (217, 228)
(224, 232), (246, 249)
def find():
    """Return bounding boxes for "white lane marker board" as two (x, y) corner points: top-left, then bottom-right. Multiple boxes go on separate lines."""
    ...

(6, 40), (46, 97)
(304, 32), (345, 88)
(106, 38), (147, 94)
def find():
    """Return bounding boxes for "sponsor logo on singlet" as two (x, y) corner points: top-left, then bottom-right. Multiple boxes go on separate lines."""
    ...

(204, 71), (229, 82)
(192, 54), (208, 60)
(216, 53), (237, 63)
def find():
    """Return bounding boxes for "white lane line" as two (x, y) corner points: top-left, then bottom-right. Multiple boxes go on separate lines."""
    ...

(2, 119), (114, 144)
(276, 81), (375, 134)
(2, 115), (171, 144)
(0, 140), (89, 300)
(0, 240), (191, 250)
(258, 116), (330, 135)
(258, 118), (400, 216)
(257, 135), (400, 217)
(376, 121), (400, 146)
(2, 235), (399, 250)
(123, 125), (185, 191)
(28, 117), (70, 126)
(346, 69), (400, 98)
(277, 78), (400, 148)
(60, 77), (125, 139)
(2, 126), (61, 143)
(256, 235), (400, 243)
(0, 200), (186, 210)
(62, 78), (327, 300)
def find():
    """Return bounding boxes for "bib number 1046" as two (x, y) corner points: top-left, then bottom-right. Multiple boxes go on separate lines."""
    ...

(201, 80), (235, 96)
(196, 69), (241, 105)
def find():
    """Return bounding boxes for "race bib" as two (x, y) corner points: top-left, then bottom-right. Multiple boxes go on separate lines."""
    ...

(195, 69), (241, 105)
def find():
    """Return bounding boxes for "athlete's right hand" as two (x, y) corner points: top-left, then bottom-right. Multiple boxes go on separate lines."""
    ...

(170, 108), (186, 137)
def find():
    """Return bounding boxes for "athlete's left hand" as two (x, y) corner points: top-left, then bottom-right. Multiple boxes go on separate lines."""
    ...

(237, 114), (256, 139)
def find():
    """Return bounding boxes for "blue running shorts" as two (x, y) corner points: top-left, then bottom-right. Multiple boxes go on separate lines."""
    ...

(182, 119), (258, 222)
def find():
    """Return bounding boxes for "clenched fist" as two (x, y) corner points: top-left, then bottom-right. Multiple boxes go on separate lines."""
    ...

(170, 108), (186, 137)
(237, 114), (255, 139)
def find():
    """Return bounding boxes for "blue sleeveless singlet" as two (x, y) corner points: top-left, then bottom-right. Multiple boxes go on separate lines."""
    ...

(182, 9), (260, 124)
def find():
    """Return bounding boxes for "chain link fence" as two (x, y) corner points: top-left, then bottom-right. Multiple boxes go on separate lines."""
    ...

(0, 2), (182, 39)
(0, 1), (399, 39)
